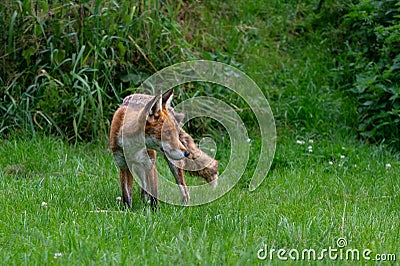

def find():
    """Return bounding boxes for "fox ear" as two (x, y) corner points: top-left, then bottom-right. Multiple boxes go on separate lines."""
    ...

(145, 94), (162, 117)
(162, 89), (174, 109)
(174, 112), (185, 124)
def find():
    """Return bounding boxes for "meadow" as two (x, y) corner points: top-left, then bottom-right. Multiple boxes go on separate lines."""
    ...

(1, 0), (399, 265)
(1, 134), (399, 264)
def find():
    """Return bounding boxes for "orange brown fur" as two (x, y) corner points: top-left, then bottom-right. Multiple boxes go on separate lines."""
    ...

(179, 129), (218, 183)
(164, 127), (218, 205)
(110, 91), (188, 208)
(109, 106), (126, 157)
(144, 110), (167, 139)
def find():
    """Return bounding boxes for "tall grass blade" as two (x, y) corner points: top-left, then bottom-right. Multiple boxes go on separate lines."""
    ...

(7, 10), (17, 55)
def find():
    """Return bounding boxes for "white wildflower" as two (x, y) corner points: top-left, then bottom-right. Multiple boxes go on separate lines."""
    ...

(296, 140), (305, 145)
(54, 253), (62, 259)
(116, 196), (122, 202)
(386, 163), (391, 170)
(340, 155), (345, 159)
(309, 139), (314, 143)
(41, 202), (47, 207)
(329, 161), (334, 165)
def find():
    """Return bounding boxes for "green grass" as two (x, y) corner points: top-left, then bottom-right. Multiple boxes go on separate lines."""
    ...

(0, 135), (398, 264)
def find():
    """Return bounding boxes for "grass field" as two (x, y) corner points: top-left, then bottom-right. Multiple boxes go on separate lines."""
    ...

(0, 134), (398, 264)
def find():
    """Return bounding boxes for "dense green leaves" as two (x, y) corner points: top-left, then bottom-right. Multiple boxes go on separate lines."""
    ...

(331, 0), (400, 149)
(0, 1), (191, 140)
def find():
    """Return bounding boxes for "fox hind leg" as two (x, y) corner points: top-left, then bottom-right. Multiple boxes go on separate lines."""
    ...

(120, 168), (133, 208)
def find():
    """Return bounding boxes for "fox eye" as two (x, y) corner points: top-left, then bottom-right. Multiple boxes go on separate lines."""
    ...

(165, 130), (172, 137)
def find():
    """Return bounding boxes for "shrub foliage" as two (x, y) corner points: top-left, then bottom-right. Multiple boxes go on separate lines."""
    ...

(1, 0), (191, 140)
(331, 0), (400, 148)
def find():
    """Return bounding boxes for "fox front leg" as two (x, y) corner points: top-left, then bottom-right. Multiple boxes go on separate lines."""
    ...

(146, 149), (158, 210)
(165, 156), (190, 205)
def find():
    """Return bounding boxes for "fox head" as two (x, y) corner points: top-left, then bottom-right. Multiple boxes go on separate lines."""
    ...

(144, 90), (189, 160)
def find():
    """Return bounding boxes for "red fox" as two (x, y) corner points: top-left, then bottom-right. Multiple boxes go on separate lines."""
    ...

(164, 128), (219, 204)
(110, 90), (189, 208)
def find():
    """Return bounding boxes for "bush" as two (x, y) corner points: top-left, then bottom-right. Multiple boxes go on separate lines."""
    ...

(331, 0), (400, 149)
(0, 0), (192, 141)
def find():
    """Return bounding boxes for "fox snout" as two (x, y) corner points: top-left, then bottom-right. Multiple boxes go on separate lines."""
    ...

(162, 141), (190, 160)
(178, 141), (190, 157)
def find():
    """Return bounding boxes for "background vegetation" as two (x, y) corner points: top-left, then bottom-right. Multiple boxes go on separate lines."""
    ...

(1, 0), (193, 140)
(1, 0), (399, 264)
(1, 0), (399, 147)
